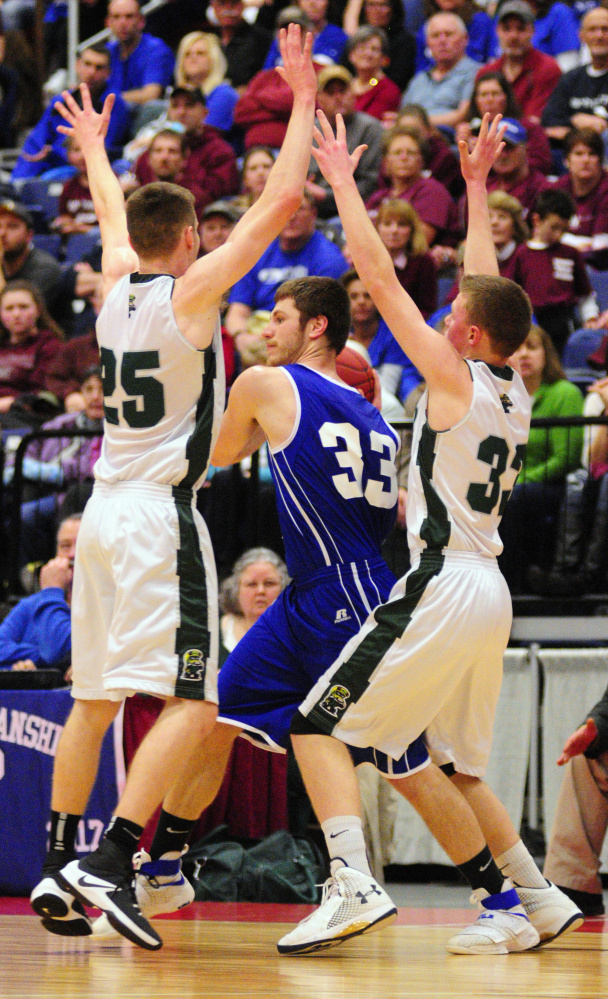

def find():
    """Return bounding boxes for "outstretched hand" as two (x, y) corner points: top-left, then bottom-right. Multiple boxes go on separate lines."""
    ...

(459, 113), (506, 186)
(275, 23), (317, 101)
(311, 111), (367, 187)
(55, 83), (115, 146)
(557, 717), (599, 765)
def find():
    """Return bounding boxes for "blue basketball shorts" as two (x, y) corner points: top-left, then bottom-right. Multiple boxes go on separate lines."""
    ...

(217, 558), (429, 778)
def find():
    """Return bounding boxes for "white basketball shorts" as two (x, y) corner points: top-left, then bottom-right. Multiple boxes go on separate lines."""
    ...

(71, 481), (218, 703)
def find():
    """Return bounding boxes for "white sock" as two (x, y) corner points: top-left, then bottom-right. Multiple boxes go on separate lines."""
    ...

(321, 815), (371, 877)
(496, 839), (547, 889)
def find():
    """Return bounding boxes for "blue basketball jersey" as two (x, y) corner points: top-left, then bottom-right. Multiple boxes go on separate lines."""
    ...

(269, 364), (399, 581)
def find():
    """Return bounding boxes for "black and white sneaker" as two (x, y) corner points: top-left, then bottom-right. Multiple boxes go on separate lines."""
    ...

(31, 867), (92, 937)
(59, 840), (162, 951)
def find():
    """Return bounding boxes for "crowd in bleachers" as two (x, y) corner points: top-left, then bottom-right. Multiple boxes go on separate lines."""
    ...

(3, 0), (608, 623)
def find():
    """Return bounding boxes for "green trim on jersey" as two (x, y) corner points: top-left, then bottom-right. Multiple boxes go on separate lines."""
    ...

(417, 423), (451, 550)
(480, 362), (515, 382)
(173, 488), (210, 701)
(305, 550), (445, 734)
(178, 344), (216, 491)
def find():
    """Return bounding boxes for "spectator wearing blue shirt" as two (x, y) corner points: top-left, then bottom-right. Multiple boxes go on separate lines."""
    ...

(11, 45), (131, 181)
(225, 192), (348, 343)
(414, 0), (498, 72)
(264, 0), (348, 68)
(0, 515), (80, 672)
(529, 0), (581, 71)
(105, 0), (174, 115)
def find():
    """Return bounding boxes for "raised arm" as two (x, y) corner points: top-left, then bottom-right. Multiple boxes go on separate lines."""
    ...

(459, 113), (505, 277)
(55, 86), (138, 298)
(172, 25), (318, 318)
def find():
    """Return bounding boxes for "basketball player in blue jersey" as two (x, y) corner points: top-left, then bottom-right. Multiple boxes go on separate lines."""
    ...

(28, 25), (320, 951)
(277, 113), (584, 956)
(84, 273), (424, 943)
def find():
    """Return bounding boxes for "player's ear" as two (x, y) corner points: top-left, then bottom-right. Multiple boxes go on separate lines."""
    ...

(309, 314), (329, 340)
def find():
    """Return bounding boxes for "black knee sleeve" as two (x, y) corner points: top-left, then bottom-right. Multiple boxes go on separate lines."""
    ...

(440, 762), (456, 777)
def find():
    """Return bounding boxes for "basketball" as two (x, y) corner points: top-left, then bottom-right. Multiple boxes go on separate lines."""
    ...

(336, 346), (376, 403)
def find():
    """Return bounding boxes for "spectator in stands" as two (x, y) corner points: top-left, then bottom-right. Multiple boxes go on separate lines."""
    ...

(485, 117), (550, 217)
(206, 0), (273, 90)
(0, 204), (62, 315)
(528, 373), (608, 595)
(0, 514), (80, 673)
(342, 0), (416, 92)
(51, 136), (97, 237)
(10, 369), (103, 565)
(45, 303), (101, 411)
(488, 189), (529, 278)
(553, 128), (608, 271)
(0, 279), (63, 414)
(477, 0), (561, 124)
(174, 31), (239, 133)
(456, 71), (553, 174)
(543, 680), (608, 915)
(264, 0), (347, 67)
(374, 199), (437, 318)
(11, 43), (131, 181)
(199, 200), (239, 255)
(233, 8), (319, 151)
(397, 103), (463, 197)
(105, 0), (174, 115)
(1, 25), (42, 138)
(511, 188), (598, 354)
(344, 26), (401, 123)
(542, 7), (608, 141)
(307, 64), (384, 219)
(139, 129), (186, 184)
(414, 0), (498, 72)
(400, 12), (480, 129)
(219, 547), (289, 663)
(527, 0), (581, 72)
(229, 146), (275, 215)
(134, 89), (239, 219)
(225, 192), (348, 338)
(499, 324), (584, 590)
(0, 30), (19, 148)
(365, 124), (457, 252)
(340, 267), (422, 401)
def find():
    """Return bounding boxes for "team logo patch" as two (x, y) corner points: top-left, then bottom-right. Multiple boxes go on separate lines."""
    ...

(128, 294), (136, 318)
(499, 393), (513, 414)
(334, 608), (351, 623)
(319, 684), (351, 719)
(179, 649), (205, 682)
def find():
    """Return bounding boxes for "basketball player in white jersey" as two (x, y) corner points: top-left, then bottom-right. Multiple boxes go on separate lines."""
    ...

(278, 113), (584, 956)
(29, 25), (319, 951)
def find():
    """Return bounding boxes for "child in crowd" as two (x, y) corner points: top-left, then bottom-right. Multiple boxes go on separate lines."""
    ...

(52, 135), (97, 236)
(511, 189), (598, 355)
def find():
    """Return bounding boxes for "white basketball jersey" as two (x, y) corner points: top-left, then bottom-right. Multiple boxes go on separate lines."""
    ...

(94, 273), (225, 490)
(407, 360), (531, 557)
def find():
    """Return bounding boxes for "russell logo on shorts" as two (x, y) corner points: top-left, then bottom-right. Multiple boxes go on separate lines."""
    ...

(179, 649), (206, 682)
(319, 684), (351, 719)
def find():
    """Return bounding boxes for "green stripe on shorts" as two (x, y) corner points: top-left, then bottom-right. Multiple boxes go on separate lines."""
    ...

(173, 488), (210, 700)
(305, 550), (445, 733)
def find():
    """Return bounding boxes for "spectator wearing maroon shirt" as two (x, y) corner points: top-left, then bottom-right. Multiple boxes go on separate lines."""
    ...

(374, 199), (437, 318)
(485, 117), (550, 217)
(477, 0), (561, 123)
(553, 129), (608, 272)
(135, 88), (238, 220)
(53, 136), (97, 237)
(45, 329), (100, 409)
(345, 26), (401, 124)
(512, 188), (599, 354)
(366, 124), (458, 252)
(0, 280), (63, 413)
(397, 103), (464, 198)
(456, 71), (553, 174)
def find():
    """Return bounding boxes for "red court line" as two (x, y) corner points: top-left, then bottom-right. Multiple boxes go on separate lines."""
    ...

(1, 897), (603, 929)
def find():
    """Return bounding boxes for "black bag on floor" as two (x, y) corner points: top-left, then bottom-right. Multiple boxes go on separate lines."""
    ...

(184, 828), (324, 904)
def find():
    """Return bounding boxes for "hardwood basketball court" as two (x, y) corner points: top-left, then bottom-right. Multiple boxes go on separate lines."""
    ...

(2, 900), (607, 998)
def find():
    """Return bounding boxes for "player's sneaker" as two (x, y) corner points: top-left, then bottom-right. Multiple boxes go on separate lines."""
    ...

(277, 866), (397, 955)
(31, 868), (93, 937)
(447, 880), (540, 955)
(515, 880), (584, 944)
(59, 839), (162, 951)
(91, 850), (195, 940)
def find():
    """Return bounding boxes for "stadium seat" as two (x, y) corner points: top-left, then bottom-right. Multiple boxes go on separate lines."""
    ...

(31, 233), (62, 258)
(63, 230), (101, 265)
(587, 267), (608, 313)
(562, 327), (605, 388)
(20, 179), (63, 226)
